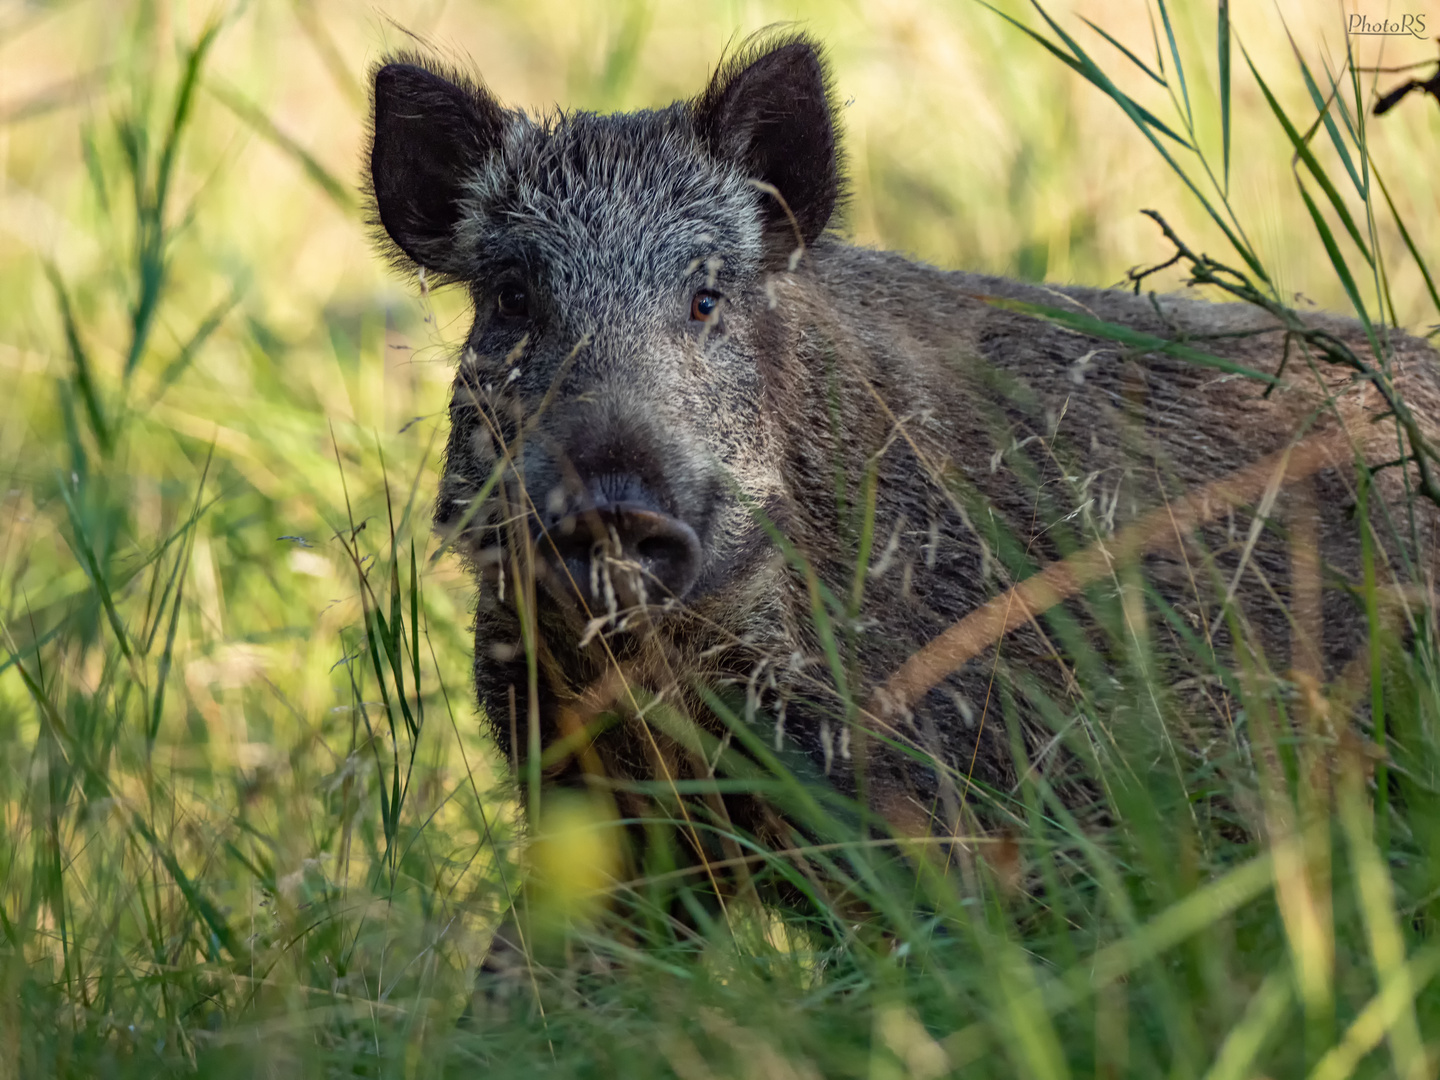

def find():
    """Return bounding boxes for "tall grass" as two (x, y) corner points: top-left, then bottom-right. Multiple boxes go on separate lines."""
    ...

(1, 0), (1438, 1077)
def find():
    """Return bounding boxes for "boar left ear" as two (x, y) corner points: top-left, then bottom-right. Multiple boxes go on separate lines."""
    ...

(369, 58), (506, 278)
(693, 36), (841, 258)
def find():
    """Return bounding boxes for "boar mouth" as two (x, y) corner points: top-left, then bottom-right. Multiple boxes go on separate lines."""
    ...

(535, 499), (703, 617)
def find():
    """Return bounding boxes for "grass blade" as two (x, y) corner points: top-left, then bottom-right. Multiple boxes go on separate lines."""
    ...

(149, 288), (242, 405)
(1245, 49), (1374, 270)
(147, 448), (212, 742)
(1373, 164), (1440, 322)
(1080, 14), (1166, 85)
(125, 19), (224, 380)
(207, 79), (358, 213)
(1202, 967), (1292, 1080)
(1218, 0), (1231, 191)
(1307, 943), (1440, 1080)
(46, 265), (110, 454)
(1295, 179), (1377, 351)
(1333, 758), (1427, 1080)
(972, 293), (1280, 383)
(131, 813), (242, 962)
(56, 479), (133, 662)
(977, 1), (1193, 148)
(979, 1), (1270, 283)
(1293, 46), (1366, 200)
(1155, 0), (1193, 131)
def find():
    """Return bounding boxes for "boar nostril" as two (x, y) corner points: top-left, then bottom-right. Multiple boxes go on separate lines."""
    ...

(626, 514), (702, 599)
(635, 536), (672, 560)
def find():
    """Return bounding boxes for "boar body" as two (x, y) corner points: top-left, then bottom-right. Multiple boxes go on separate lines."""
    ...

(368, 37), (1440, 887)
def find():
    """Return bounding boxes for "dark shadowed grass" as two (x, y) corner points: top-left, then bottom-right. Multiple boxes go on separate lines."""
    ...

(2, 2), (1440, 1078)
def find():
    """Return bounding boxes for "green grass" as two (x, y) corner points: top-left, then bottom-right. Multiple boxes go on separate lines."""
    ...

(2, 0), (1440, 1076)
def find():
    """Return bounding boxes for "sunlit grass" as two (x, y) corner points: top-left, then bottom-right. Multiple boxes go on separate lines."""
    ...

(2, 0), (1439, 1076)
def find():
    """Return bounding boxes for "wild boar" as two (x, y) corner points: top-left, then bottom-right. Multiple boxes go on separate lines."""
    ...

(367, 34), (1440, 911)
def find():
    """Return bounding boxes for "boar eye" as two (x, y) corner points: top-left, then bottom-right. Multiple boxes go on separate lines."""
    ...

(496, 282), (529, 320)
(690, 289), (721, 323)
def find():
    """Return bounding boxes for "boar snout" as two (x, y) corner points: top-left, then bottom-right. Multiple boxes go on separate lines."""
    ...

(540, 485), (703, 612)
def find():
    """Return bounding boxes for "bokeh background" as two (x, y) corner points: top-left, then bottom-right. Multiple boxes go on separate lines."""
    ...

(1, 0), (1438, 1070)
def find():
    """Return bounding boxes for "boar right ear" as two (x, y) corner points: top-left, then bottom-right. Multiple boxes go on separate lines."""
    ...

(694, 37), (842, 258)
(369, 61), (505, 276)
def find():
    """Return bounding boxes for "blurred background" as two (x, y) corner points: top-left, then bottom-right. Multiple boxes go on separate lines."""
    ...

(0, 0), (1437, 1067)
